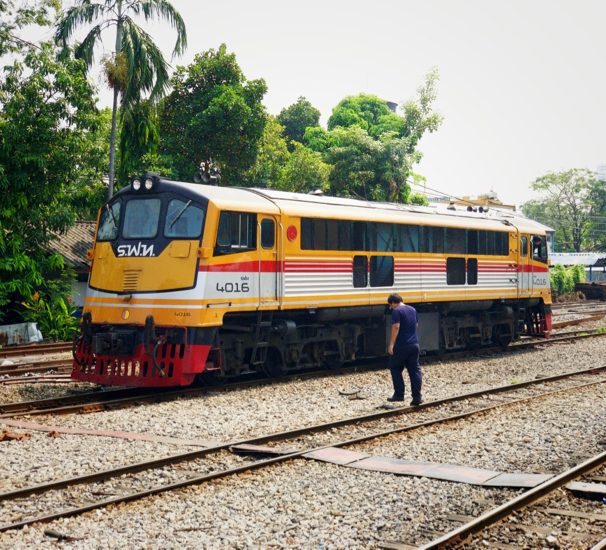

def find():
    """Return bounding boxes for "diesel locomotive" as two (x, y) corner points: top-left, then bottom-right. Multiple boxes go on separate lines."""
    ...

(72, 173), (552, 387)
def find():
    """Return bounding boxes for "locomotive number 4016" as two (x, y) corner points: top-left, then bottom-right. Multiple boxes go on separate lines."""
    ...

(216, 282), (250, 293)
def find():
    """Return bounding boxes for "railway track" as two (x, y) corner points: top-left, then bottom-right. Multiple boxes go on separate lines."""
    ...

(0, 358), (73, 378)
(1, 329), (605, 418)
(0, 342), (71, 359)
(399, 457), (606, 550)
(0, 364), (604, 535)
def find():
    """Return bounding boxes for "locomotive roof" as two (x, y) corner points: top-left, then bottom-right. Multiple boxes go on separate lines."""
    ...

(158, 180), (551, 235)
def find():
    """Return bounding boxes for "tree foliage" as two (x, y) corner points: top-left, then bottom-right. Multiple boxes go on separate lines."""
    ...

(307, 70), (442, 203)
(318, 127), (420, 202)
(118, 100), (162, 183)
(160, 44), (268, 184)
(242, 116), (290, 187)
(328, 94), (403, 138)
(0, 0), (58, 56)
(0, 42), (106, 320)
(521, 169), (605, 252)
(276, 96), (321, 150)
(242, 117), (330, 193)
(277, 142), (331, 194)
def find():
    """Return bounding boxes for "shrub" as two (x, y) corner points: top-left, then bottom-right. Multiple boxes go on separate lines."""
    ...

(550, 263), (586, 295)
(21, 293), (79, 342)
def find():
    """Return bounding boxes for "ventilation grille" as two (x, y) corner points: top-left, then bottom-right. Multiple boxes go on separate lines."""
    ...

(123, 270), (141, 292)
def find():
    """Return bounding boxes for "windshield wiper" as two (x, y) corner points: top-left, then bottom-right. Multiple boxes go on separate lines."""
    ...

(169, 200), (192, 228)
(106, 203), (118, 228)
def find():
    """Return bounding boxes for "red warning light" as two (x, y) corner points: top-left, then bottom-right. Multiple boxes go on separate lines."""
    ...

(287, 225), (297, 242)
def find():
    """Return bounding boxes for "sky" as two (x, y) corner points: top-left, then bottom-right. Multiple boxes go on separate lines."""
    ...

(22, 0), (606, 209)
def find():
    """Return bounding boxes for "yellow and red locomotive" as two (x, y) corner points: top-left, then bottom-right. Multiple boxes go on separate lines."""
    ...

(73, 173), (552, 387)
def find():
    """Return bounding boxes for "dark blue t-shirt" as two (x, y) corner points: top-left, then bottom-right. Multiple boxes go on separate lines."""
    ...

(392, 304), (419, 347)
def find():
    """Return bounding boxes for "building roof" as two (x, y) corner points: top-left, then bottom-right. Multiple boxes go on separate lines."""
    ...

(45, 221), (96, 271)
(550, 252), (606, 267)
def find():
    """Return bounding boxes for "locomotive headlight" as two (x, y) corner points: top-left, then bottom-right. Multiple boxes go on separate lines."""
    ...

(132, 178), (141, 190)
(145, 178), (154, 190)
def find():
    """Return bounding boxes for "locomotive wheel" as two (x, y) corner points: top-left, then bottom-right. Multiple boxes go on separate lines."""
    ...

(493, 326), (513, 347)
(198, 370), (226, 386)
(262, 348), (287, 378)
(320, 342), (344, 370)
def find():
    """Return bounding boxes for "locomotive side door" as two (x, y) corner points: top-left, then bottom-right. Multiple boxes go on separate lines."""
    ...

(519, 234), (533, 298)
(258, 216), (280, 306)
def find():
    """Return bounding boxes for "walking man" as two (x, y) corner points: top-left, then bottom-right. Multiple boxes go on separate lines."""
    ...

(387, 293), (423, 405)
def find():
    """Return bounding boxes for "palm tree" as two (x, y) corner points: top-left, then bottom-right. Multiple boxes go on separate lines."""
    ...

(56, 0), (187, 198)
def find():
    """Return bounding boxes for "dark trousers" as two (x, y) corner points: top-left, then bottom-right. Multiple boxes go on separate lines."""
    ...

(389, 344), (422, 400)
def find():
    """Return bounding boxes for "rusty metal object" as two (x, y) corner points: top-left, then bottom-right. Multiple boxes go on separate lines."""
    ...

(0, 430), (31, 441)
(1, 418), (213, 447)
(551, 314), (605, 329)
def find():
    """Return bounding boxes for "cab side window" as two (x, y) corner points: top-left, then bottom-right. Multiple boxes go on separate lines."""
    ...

(532, 235), (547, 264)
(521, 236), (528, 257)
(215, 211), (257, 255)
(260, 218), (275, 249)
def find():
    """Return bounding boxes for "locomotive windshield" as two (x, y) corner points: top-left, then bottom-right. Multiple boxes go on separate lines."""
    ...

(97, 196), (205, 242)
(97, 202), (122, 241)
(164, 199), (204, 238)
(123, 198), (161, 239)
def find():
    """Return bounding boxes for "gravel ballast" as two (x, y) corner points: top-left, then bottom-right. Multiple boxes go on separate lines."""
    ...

(0, 333), (605, 549)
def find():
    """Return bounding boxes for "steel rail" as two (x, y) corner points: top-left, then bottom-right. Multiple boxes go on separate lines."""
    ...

(413, 450), (606, 550)
(0, 342), (71, 359)
(0, 358), (70, 371)
(0, 363), (72, 378)
(2, 331), (605, 419)
(0, 367), (605, 533)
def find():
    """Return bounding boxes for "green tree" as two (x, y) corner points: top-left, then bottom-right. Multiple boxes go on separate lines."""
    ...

(117, 100), (161, 184)
(323, 126), (381, 200)
(276, 96), (321, 150)
(328, 94), (403, 138)
(0, 42), (107, 321)
(242, 116), (290, 187)
(160, 44), (268, 184)
(521, 169), (605, 252)
(0, 0), (58, 56)
(309, 70), (442, 203)
(55, 0), (188, 198)
(322, 127), (419, 202)
(275, 142), (331, 194)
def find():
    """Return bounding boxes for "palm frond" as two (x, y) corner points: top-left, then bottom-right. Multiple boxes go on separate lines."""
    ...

(138, 0), (187, 57)
(74, 23), (104, 69)
(54, 2), (109, 47)
(120, 17), (170, 107)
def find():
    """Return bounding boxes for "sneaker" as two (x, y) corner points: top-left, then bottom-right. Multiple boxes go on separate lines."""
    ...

(410, 399), (423, 406)
(387, 396), (404, 402)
